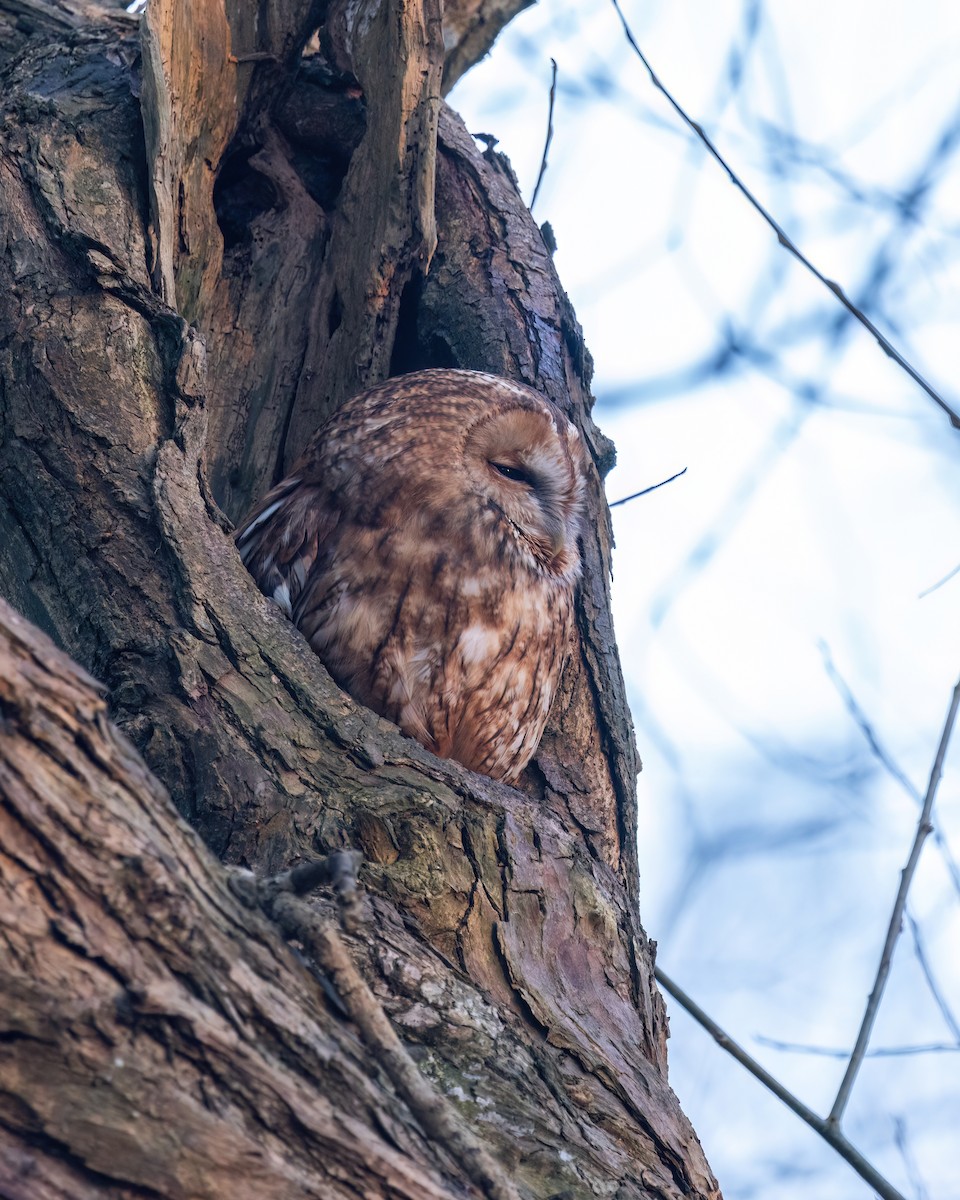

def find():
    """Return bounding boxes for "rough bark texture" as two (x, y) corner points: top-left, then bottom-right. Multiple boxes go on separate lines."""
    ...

(0, 0), (722, 1196)
(0, 599), (459, 1200)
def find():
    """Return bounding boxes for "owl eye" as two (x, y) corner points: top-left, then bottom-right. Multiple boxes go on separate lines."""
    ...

(490, 461), (536, 487)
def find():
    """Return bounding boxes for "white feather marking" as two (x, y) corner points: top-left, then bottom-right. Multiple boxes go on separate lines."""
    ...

(458, 624), (500, 666)
(235, 492), (294, 544)
(458, 577), (484, 598)
(272, 581), (292, 614)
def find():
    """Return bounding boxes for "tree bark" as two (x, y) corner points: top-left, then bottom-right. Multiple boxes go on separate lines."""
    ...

(0, 0), (721, 1196)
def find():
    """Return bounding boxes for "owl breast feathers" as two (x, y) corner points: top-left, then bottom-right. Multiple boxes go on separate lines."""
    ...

(235, 369), (586, 784)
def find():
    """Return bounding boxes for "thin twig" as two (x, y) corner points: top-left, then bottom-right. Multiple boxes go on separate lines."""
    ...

(829, 675), (960, 1124)
(818, 640), (920, 800)
(754, 1034), (960, 1058)
(893, 1116), (931, 1200)
(907, 912), (960, 1044)
(609, 466), (687, 508)
(608, 0), (960, 430)
(816, 638), (921, 796)
(530, 58), (557, 211)
(919, 560), (960, 599)
(655, 967), (908, 1200)
(819, 640), (960, 900)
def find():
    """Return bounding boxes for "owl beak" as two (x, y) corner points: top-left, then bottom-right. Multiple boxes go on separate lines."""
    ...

(545, 514), (567, 560)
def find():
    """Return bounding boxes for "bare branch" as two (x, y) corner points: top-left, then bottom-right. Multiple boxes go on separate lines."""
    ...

(441, 0), (536, 93)
(818, 640), (921, 802)
(530, 58), (557, 212)
(892, 1117), (931, 1200)
(655, 968), (908, 1200)
(829, 675), (960, 1123)
(819, 640), (960, 901)
(754, 1034), (960, 1059)
(906, 913), (960, 1045)
(609, 0), (960, 430)
(919, 561), (960, 599)
(610, 466), (688, 508)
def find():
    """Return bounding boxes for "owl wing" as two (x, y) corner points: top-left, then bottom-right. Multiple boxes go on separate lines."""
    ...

(235, 476), (339, 618)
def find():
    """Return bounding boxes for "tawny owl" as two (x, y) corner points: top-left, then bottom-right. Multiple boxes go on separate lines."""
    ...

(235, 369), (586, 784)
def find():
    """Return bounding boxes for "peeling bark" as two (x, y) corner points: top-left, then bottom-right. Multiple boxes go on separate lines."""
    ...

(0, 0), (722, 1196)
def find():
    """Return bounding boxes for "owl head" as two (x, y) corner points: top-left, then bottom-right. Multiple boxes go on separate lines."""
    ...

(459, 382), (586, 581)
(311, 370), (587, 583)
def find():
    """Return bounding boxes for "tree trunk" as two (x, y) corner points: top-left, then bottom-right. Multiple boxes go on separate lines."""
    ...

(0, 1), (721, 1196)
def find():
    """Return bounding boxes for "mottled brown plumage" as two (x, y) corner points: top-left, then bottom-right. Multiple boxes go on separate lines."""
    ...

(236, 369), (585, 783)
